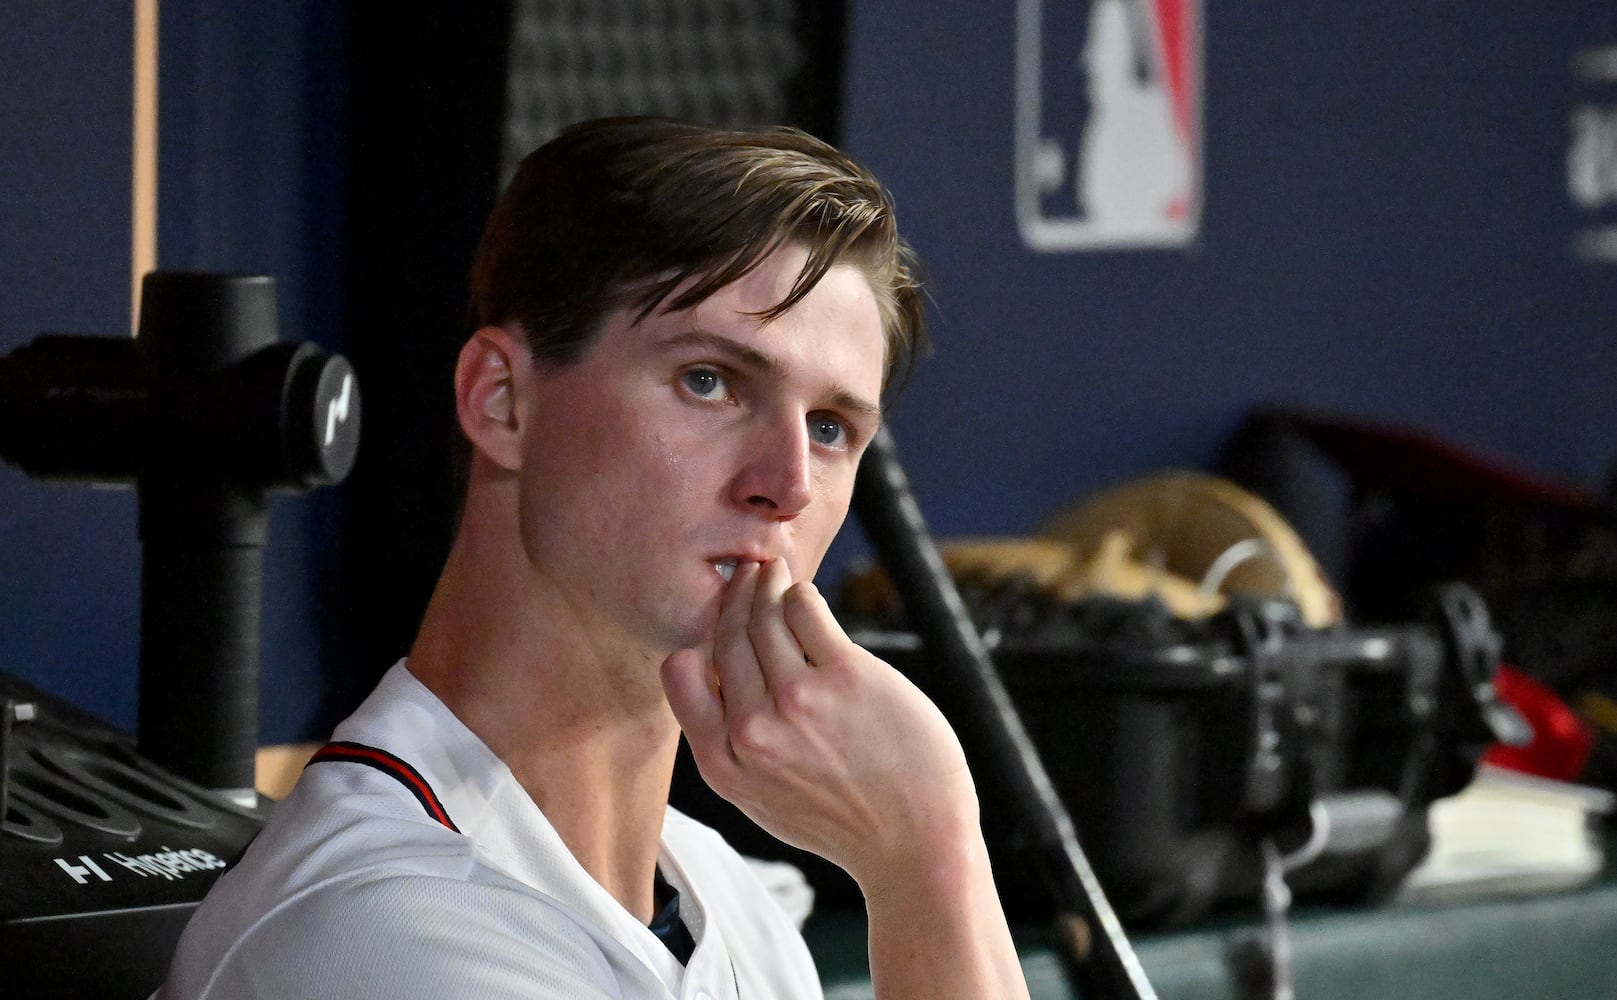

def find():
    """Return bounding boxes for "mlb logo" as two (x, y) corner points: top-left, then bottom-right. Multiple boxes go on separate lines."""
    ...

(1015, 0), (1204, 251)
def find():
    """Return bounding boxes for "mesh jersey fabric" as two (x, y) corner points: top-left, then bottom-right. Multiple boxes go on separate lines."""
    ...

(155, 661), (822, 999)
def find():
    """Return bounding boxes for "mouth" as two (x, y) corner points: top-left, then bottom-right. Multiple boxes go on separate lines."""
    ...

(711, 559), (739, 582)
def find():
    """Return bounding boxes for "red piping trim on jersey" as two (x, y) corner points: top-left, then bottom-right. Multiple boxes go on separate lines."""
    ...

(306, 740), (460, 833)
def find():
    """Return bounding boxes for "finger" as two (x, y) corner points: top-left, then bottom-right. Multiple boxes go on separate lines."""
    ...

(661, 648), (733, 766)
(751, 558), (808, 690)
(713, 561), (767, 708)
(781, 580), (851, 670)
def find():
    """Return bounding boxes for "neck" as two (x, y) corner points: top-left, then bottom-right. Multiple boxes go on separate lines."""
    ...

(408, 501), (683, 922)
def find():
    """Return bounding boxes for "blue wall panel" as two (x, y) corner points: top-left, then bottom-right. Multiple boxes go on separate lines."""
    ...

(839, 2), (1617, 559)
(0, 3), (347, 745)
(156, 1), (349, 745)
(0, 2), (141, 727)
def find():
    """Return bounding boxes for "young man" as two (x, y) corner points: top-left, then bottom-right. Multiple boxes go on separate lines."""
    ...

(159, 118), (1030, 999)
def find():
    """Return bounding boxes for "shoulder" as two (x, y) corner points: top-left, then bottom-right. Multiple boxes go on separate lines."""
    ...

(161, 763), (498, 997)
(175, 871), (624, 999)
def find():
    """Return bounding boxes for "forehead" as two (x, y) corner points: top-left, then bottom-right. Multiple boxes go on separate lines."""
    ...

(700, 257), (883, 390)
(609, 247), (886, 402)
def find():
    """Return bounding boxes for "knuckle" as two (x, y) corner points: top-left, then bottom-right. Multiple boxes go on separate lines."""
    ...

(782, 581), (818, 613)
(772, 676), (814, 717)
(728, 710), (775, 759)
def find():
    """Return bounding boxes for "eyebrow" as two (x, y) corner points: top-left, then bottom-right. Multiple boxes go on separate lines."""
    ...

(659, 329), (884, 418)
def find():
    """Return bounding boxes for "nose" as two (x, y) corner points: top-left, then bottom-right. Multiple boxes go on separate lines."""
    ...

(731, 414), (814, 520)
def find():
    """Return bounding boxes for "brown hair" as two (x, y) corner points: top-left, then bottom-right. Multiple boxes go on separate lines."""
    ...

(467, 117), (925, 393)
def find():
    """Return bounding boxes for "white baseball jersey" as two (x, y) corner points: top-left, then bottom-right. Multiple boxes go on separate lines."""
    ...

(156, 662), (823, 999)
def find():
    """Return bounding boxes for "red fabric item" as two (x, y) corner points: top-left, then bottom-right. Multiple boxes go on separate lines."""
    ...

(1273, 409), (1594, 510)
(1481, 664), (1596, 782)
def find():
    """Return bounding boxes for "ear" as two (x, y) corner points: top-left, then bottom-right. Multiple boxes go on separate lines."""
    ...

(454, 325), (526, 472)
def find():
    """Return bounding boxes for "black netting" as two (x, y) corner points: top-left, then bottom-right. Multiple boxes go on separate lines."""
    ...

(502, 0), (805, 179)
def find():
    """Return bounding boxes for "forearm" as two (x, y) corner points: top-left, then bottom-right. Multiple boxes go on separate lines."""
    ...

(862, 826), (1031, 1000)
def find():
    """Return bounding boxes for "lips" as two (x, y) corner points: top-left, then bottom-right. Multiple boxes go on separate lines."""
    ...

(709, 552), (779, 581)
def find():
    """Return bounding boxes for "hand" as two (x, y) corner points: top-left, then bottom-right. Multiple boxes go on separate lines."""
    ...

(663, 559), (1031, 999)
(661, 558), (979, 891)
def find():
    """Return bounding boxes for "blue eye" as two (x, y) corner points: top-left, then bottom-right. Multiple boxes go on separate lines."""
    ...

(808, 415), (847, 448)
(682, 369), (727, 400)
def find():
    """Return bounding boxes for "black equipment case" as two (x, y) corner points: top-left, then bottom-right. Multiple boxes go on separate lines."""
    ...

(0, 671), (265, 998)
(848, 582), (1520, 928)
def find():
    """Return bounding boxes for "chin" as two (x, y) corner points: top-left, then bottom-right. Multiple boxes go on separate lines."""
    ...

(683, 605), (723, 648)
(649, 598), (721, 655)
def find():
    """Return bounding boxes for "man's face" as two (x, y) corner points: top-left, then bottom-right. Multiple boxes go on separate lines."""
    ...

(510, 245), (886, 659)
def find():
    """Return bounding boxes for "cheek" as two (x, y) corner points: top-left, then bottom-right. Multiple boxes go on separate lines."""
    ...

(641, 422), (715, 506)
(516, 406), (651, 548)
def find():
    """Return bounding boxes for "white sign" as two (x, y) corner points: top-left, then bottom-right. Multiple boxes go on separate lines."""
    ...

(1571, 45), (1617, 264)
(1015, 0), (1204, 251)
